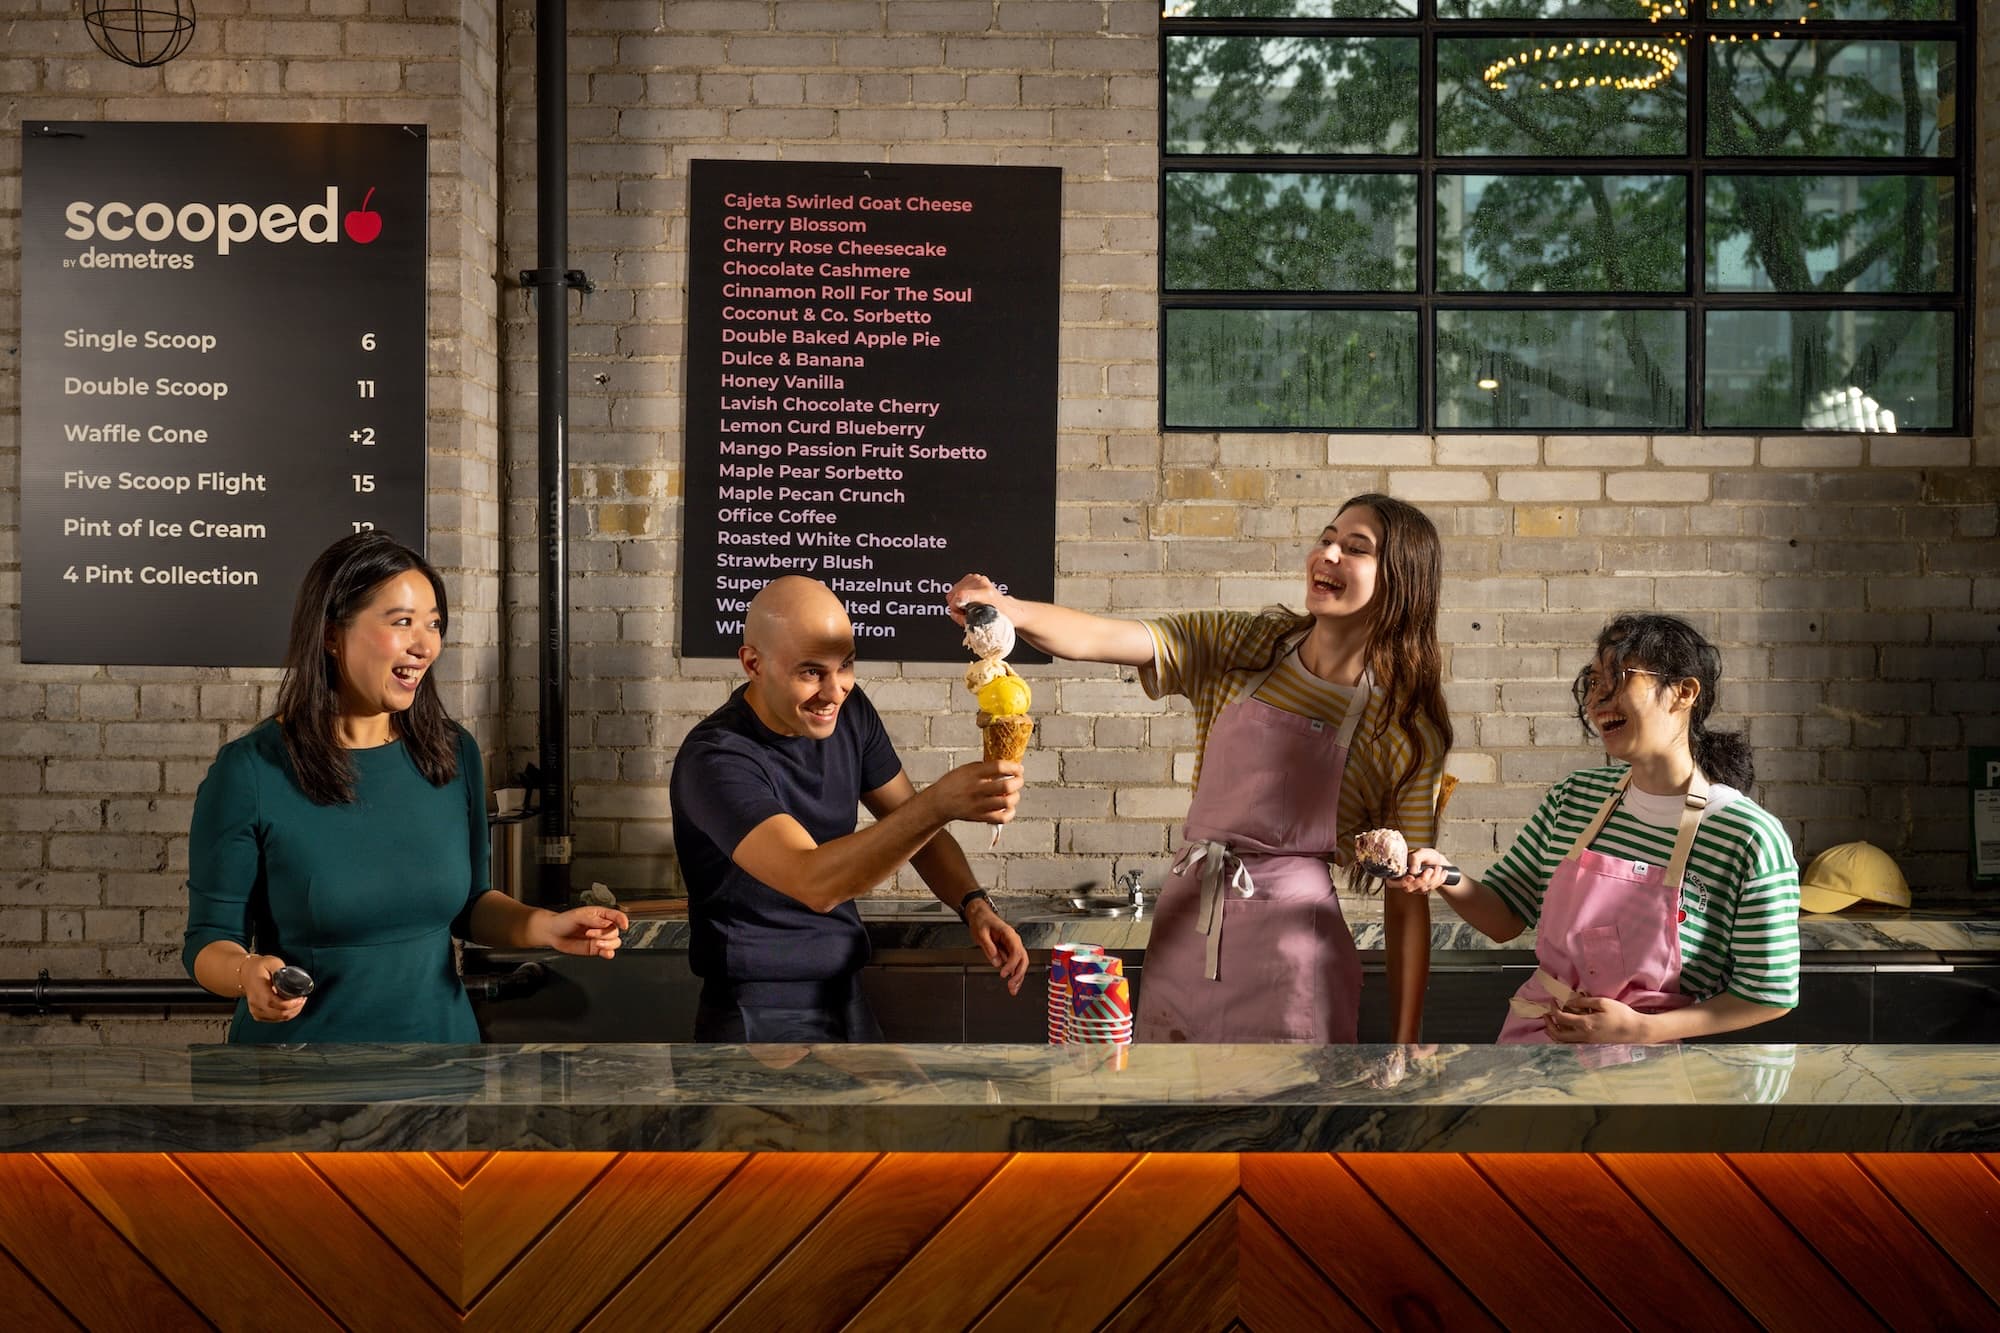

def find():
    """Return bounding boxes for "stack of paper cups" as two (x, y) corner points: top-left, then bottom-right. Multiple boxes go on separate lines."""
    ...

(1062, 947), (1115, 1043)
(1069, 971), (1133, 1047)
(1047, 943), (1104, 1044)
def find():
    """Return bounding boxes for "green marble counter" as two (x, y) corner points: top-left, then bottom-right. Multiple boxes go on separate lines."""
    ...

(2, 1042), (1995, 1155)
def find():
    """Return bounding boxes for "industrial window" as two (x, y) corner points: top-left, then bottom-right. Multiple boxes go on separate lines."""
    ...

(1159, 2), (1971, 434)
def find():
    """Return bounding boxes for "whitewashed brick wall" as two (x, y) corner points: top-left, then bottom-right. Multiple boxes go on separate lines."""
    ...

(0, 0), (504, 1040)
(499, 2), (1998, 903)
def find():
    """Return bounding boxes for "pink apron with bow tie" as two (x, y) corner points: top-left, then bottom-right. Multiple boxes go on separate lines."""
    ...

(1498, 769), (1708, 1044)
(1135, 653), (1368, 1044)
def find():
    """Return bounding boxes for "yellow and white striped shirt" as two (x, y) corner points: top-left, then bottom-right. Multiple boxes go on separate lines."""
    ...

(1139, 611), (1449, 854)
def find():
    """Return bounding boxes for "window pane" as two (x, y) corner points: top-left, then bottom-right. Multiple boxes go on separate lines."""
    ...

(1164, 1), (1415, 15)
(1438, 37), (1687, 156)
(1438, 174), (1685, 292)
(1166, 36), (1419, 155)
(1165, 308), (1418, 429)
(1437, 309), (1686, 429)
(1706, 175), (1952, 293)
(1708, 41), (1951, 157)
(1167, 173), (1418, 292)
(1709, 1), (1952, 18)
(1705, 310), (1952, 430)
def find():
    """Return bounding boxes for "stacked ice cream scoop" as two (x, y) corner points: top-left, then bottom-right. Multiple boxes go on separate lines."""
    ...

(962, 603), (1033, 766)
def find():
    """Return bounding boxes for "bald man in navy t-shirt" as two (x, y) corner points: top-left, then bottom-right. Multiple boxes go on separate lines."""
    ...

(671, 577), (1029, 1041)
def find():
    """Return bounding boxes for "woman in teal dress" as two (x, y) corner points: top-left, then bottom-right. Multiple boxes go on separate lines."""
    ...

(183, 532), (627, 1043)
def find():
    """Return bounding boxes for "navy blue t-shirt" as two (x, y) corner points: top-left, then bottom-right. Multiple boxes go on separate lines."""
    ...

(670, 683), (902, 984)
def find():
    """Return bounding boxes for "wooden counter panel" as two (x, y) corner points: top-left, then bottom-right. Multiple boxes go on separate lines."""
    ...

(2, 1151), (1997, 1330)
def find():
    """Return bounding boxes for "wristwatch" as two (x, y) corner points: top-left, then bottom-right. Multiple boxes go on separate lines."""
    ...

(956, 889), (993, 922)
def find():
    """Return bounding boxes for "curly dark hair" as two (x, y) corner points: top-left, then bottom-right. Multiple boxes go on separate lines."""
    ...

(1574, 613), (1752, 789)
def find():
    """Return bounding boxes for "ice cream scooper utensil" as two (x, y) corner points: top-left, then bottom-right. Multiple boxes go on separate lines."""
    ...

(1352, 828), (1461, 886)
(271, 966), (316, 1000)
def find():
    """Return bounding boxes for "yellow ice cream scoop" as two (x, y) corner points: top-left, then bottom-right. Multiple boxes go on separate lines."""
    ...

(976, 674), (1031, 717)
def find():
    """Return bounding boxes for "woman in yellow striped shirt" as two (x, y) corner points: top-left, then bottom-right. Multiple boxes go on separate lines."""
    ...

(949, 494), (1452, 1044)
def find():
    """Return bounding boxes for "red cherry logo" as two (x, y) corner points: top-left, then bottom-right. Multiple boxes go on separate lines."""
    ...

(343, 186), (383, 244)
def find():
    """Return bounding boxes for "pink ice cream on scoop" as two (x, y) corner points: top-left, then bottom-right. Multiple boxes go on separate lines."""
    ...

(1353, 827), (1409, 876)
(962, 607), (1016, 661)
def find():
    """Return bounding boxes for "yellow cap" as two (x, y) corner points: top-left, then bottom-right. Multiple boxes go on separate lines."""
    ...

(1797, 841), (1910, 914)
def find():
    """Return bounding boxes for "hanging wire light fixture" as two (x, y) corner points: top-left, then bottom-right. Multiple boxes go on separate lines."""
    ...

(1644, 0), (1817, 47)
(81, 0), (198, 69)
(1482, 0), (1815, 93)
(1481, 36), (1684, 94)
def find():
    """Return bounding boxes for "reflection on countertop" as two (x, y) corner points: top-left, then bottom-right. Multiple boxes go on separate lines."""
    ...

(3, 1041), (1997, 1154)
(620, 897), (2000, 954)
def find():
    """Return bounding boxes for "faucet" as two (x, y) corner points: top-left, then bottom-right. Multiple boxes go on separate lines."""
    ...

(1117, 868), (1146, 911)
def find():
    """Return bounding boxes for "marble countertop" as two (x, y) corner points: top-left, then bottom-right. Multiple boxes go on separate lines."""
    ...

(623, 900), (2000, 956)
(3, 1042), (1995, 1154)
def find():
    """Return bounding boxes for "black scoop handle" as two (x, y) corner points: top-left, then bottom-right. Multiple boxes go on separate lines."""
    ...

(271, 966), (315, 1000)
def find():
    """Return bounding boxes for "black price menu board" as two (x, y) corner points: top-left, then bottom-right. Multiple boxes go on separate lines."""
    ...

(681, 159), (1059, 661)
(21, 122), (427, 666)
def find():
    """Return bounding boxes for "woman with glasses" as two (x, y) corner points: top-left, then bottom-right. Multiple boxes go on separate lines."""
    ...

(1395, 613), (1799, 1044)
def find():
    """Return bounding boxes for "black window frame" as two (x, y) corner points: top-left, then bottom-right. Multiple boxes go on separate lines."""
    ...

(1157, 3), (1976, 435)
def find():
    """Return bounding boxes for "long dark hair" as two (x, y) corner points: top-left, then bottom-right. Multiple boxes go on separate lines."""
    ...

(1576, 613), (1753, 789)
(1255, 493), (1454, 824)
(274, 532), (458, 804)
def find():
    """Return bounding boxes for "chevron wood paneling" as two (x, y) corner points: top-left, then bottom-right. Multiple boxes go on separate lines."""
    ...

(973, 1152), (1238, 1330)
(1240, 1153), (1493, 1329)
(2, 1151), (1997, 1330)
(1855, 1152), (2000, 1305)
(1470, 1154), (1753, 1332)
(842, 1150), (1134, 1329)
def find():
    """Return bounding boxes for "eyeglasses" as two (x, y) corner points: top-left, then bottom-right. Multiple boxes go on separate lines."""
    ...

(1572, 665), (1660, 706)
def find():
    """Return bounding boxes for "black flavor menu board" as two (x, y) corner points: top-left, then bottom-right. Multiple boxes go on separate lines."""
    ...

(682, 159), (1059, 661)
(21, 122), (427, 665)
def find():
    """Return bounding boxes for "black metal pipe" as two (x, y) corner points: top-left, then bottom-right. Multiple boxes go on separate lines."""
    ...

(0, 974), (227, 1011)
(463, 961), (550, 1003)
(1, 962), (551, 1012)
(534, 0), (572, 907)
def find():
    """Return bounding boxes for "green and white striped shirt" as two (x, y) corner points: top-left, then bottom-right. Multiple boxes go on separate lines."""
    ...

(1483, 765), (1801, 1008)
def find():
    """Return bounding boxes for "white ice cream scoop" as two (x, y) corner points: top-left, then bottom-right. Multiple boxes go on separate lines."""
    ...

(961, 602), (1016, 661)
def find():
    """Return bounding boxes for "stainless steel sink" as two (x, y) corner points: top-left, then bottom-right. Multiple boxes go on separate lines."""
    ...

(853, 898), (957, 919)
(1064, 900), (1141, 918)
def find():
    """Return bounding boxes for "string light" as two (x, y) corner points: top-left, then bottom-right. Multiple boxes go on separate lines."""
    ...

(1481, 37), (1684, 94)
(1643, 0), (1815, 47)
(1483, 0), (1818, 94)
(1640, 0), (1817, 16)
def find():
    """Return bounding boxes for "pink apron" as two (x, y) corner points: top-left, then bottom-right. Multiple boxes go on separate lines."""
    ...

(1497, 769), (1709, 1044)
(1135, 651), (1368, 1044)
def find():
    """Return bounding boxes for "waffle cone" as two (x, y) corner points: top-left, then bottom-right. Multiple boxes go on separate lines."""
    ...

(981, 714), (1033, 764)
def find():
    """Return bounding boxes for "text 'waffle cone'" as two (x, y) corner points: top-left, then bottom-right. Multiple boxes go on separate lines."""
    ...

(981, 714), (1033, 764)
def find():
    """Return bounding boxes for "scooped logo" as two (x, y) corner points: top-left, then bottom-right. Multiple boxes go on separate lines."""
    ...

(343, 186), (383, 244)
(62, 186), (383, 255)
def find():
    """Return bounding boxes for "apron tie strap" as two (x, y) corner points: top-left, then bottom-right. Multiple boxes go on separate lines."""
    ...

(1174, 841), (1254, 981)
(1506, 967), (1579, 1021)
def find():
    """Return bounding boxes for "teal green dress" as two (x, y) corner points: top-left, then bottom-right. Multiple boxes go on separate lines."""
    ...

(183, 719), (490, 1043)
